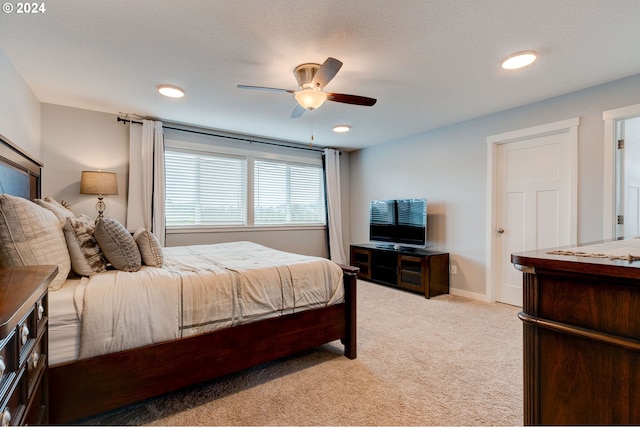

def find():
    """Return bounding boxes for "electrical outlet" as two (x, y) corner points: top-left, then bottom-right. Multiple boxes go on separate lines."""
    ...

(450, 265), (457, 275)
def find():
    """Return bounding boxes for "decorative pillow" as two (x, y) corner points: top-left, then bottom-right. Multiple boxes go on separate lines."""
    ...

(133, 228), (164, 267)
(33, 198), (76, 224)
(63, 215), (107, 276)
(44, 197), (71, 210)
(0, 194), (71, 290)
(94, 217), (141, 272)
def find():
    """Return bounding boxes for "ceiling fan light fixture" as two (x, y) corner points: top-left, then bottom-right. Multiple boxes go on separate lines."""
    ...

(501, 50), (537, 70)
(332, 124), (351, 133)
(158, 84), (185, 98)
(294, 89), (328, 110)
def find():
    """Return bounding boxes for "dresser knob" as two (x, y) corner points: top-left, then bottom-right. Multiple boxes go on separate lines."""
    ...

(0, 356), (5, 380)
(31, 352), (39, 369)
(21, 324), (29, 345)
(37, 302), (44, 320)
(1, 408), (11, 427)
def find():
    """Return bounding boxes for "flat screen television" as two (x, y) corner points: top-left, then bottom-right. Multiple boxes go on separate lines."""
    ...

(369, 198), (427, 248)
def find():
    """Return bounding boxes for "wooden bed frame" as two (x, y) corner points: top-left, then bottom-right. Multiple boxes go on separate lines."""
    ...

(0, 136), (358, 424)
(49, 269), (357, 423)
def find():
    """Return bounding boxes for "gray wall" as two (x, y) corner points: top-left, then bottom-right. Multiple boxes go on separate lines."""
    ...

(0, 50), (41, 158)
(40, 104), (130, 223)
(349, 73), (640, 299)
(37, 103), (351, 258)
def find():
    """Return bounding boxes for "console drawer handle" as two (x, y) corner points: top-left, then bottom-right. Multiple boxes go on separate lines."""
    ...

(21, 324), (29, 345)
(0, 356), (4, 380)
(37, 302), (44, 321)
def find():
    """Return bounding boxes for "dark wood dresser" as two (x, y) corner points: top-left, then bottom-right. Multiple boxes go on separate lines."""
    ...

(512, 246), (640, 425)
(0, 266), (56, 426)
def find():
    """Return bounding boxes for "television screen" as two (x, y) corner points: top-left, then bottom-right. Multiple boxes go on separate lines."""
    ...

(369, 198), (426, 247)
(369, 200), (397, 243)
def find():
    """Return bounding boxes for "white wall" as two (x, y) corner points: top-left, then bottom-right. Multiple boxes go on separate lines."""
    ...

(0, 49), (41, 159)
(349, 73), (640, 300)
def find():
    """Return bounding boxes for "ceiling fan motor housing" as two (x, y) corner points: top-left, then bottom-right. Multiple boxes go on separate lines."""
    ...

(294, 63), (321, 89)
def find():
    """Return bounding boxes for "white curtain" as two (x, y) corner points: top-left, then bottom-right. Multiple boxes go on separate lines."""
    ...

(126, 119), (166, 246)
(323, 148), (347, 264)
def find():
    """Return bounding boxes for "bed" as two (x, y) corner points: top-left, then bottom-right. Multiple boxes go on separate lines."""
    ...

(0, 135), (358, 424)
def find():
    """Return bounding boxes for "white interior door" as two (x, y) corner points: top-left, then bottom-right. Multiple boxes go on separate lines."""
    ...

(617, 116), (640, 238)
(603, 104), (640, 240)
(487, 118), (578, 307)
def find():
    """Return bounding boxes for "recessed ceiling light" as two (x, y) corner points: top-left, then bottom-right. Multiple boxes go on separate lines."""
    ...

(501, 50), (537, 70)
(332, 124), (351, 133)
(158, 85), (185, 98)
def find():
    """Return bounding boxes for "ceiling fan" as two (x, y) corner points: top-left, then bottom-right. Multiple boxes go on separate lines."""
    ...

(237, 57), (377, 118)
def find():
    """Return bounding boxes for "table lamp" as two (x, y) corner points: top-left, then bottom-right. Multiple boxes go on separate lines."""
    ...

(80, 171), (118, 217)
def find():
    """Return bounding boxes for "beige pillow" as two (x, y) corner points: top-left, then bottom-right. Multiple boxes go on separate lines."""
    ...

(33, 198), (75, 224)
(0, 194), (71, 290)
(94, 217), (141, 272)
(44, 197), (69, 209)
(133, 228), (164, 267)
(64, 215), (107, 276)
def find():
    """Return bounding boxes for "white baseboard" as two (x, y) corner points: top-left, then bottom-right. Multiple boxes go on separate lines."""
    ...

(449, 287), (491, 302)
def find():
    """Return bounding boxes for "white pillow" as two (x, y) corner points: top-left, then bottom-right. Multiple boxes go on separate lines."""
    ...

(64, 215), (107, 276)
(0, 194), (71, 290)
(133, 228), (164, 267)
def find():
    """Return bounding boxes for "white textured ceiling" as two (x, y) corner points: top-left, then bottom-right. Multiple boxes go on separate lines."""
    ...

(1, 0), (640, 151)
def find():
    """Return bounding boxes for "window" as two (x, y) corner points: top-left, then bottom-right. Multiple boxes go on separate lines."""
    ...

(165, 149), (247, 226)
(164, 145), (326, 228)
(254, 159), (326, 225)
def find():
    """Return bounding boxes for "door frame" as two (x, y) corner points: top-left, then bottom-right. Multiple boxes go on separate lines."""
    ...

(485, 117), (579, 303)
(603, 103), (640, 240)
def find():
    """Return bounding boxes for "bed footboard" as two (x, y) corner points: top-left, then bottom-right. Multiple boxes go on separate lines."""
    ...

(49, 265), (358, 424)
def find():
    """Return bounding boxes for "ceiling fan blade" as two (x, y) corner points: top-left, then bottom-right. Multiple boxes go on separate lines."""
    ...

(290, 104), (306, 118)
(311, 57), (343, 89)
(237, 85), (294, 93)
(326, 93), (377, 106)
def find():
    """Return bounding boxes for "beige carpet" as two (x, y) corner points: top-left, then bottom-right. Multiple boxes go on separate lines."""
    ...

(76, 280), (523, 426)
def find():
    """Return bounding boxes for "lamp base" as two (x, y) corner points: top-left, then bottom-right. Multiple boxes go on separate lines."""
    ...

(96, 196), (106, 218)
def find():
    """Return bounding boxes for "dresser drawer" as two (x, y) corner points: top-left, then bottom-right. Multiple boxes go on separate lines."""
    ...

(21, 367), (45, 425)
(0, 369), (26, 427)
(0, 332), (17, 397)
(16, 313), (36, 368)
(34, 296), (47, 337)
(25, 337), (45, 398)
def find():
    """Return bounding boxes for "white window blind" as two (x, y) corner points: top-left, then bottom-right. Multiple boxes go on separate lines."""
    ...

(165, 149), (247, 226)
(254, 159), (326, 225)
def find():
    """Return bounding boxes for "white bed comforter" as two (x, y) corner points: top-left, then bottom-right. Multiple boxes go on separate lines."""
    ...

(74, 241), (344, 359)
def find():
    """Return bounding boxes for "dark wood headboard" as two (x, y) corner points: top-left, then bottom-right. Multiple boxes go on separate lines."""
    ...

(0, 133), (43, 199)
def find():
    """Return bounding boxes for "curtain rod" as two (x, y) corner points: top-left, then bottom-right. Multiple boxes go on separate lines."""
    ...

(117, 116), (327, 153)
